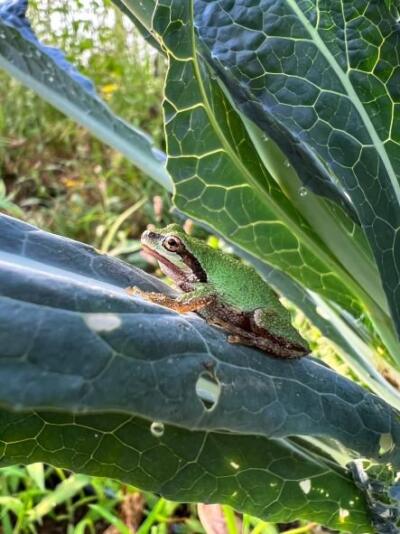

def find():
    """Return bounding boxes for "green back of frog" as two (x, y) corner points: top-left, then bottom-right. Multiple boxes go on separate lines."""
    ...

(172, 227), (280, 312)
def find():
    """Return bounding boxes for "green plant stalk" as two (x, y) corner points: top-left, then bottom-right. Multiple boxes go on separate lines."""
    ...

(108, 242), (141, 257)
(74, 518), (96, 534)
(70, 495), (98, 512)
(0, 196), (23, 218)
(28, 474), (89, 521)
(367, 305), (400, 370)
(26, 463), (45, 491)
(288, 436), (353, 475)
(299, 436), (354, 469)
(100, 196), (147, 252)
(1, 512), (13, 534)
(342, 296), (400, 371)
(89, 504), (132, 534)
(136, 497), (166, 534)
(242, 514), (251, 533)
(284, 523), (318, 534)
(0, 496), (24, 534)
(222, 505), (240, 534)
(251, 521), (278, 534)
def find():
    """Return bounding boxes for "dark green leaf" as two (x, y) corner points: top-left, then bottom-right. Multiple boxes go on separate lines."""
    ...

(194, 0), (400, 336)
(116, 0), (157, 30)
(112, 0), (163, 54)
(0, 410), (372, 532)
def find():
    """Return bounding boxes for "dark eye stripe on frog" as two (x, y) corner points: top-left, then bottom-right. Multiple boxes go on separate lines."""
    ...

(178, 247), (207, 282)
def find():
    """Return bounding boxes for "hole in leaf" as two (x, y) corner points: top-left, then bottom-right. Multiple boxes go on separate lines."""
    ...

(195, 372), (221, 411)
(299, 479), (311, 494)
(150, 421), (164, 438)
(339, 508), (350, 523)
(85, 313), (121, 332)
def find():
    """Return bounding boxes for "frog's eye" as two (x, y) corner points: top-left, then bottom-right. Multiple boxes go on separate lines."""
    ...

(163, 235), (182, 252)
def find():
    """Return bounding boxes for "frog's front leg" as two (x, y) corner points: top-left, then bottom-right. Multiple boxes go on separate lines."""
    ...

(126, 286), (216, 313)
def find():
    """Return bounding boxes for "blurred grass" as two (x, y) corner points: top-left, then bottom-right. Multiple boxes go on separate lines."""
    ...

(0, 0), (170, 251)
(0, 464), (320, 534)
(0, 464), (206, 534)
(0, 1), (339, 533)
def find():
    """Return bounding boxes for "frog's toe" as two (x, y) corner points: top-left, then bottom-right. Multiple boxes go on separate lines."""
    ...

(126, 286), (141, 296)
(228, 334), (240, 344)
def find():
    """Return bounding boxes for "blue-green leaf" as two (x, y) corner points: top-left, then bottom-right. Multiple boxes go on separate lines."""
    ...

(0, 214), (399, 468)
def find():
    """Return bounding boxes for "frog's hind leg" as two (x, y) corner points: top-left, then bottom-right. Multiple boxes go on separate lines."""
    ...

(227, 330), (303, 358)
(208, 316), (303, 359)
(252, 308), (310, 357)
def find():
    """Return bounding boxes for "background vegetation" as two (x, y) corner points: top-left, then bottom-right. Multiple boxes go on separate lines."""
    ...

(1, 0), (166, 247)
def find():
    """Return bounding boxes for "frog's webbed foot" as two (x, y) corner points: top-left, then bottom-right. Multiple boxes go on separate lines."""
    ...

(126, 287), (214, 313)
(228, 334), (250, 345)
(126, 286), (162, 304)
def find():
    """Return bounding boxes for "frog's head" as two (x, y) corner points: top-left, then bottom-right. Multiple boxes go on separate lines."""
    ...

(141, 224), (207, 285)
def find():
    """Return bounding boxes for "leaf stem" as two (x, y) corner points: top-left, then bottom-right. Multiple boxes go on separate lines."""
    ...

(250, 521), (278, 534)
(367, 306), (400, 370)
(136, 497), (166, 534)
(100, 196), (147, 253)
(222, 505), (240, 534)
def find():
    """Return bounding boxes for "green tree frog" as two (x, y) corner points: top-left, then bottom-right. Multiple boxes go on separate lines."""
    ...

(127, 224), (310, 358)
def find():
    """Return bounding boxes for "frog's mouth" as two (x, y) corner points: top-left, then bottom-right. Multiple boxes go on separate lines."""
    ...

(142, 245), (186, 279)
